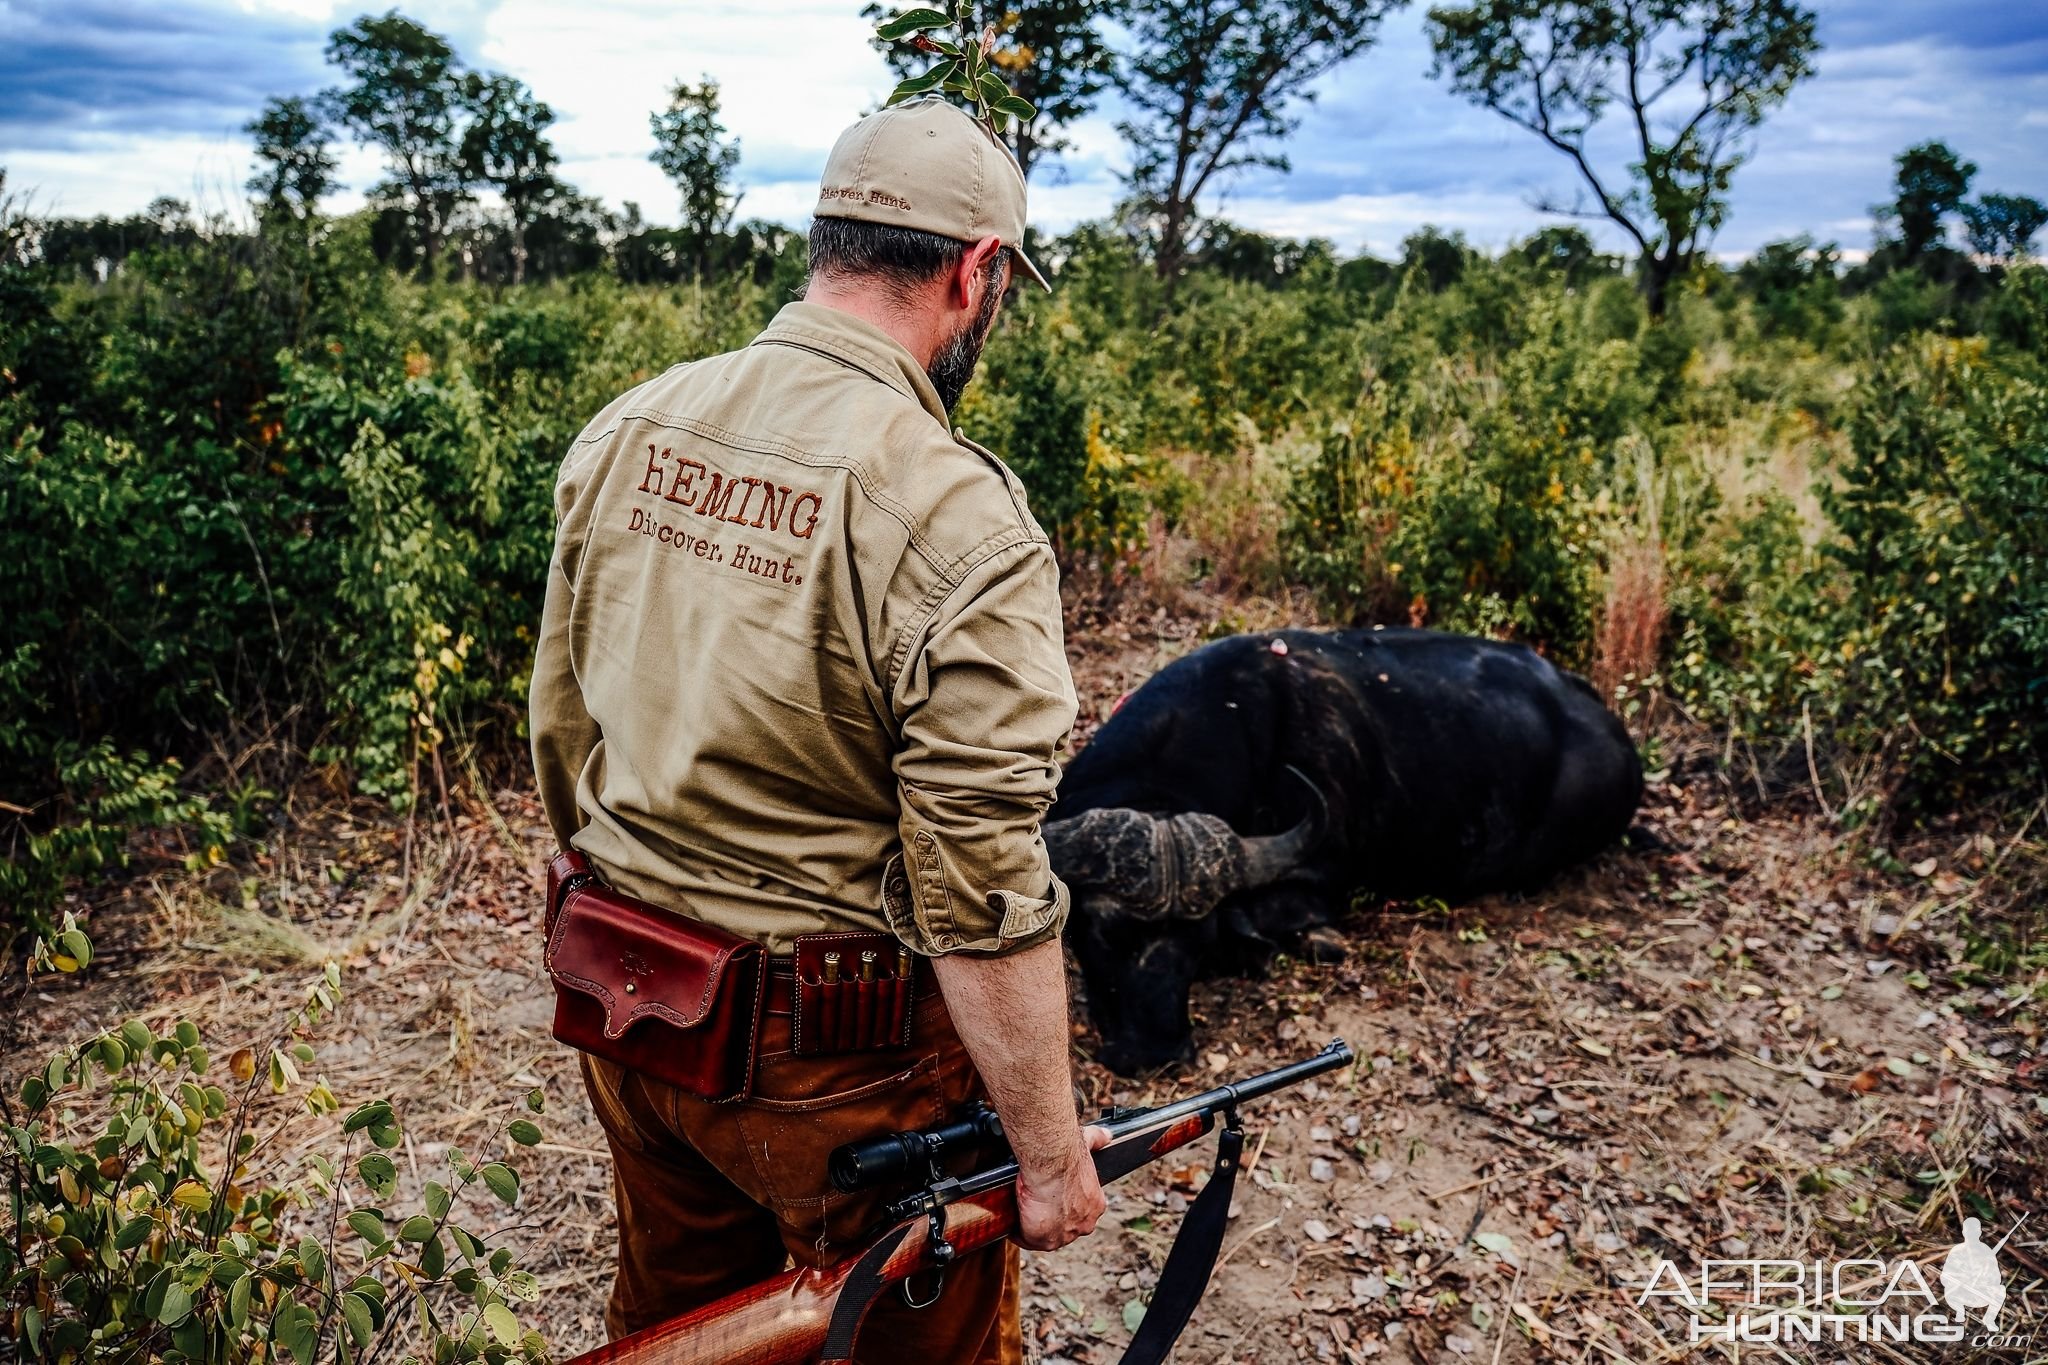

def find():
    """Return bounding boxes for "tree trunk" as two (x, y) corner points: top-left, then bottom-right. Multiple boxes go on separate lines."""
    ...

(1640, 249), (1678, 319)
(1156, 198), (1189, 302)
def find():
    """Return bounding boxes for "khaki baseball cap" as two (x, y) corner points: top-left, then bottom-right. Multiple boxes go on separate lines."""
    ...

(812, 95), (1050, 292)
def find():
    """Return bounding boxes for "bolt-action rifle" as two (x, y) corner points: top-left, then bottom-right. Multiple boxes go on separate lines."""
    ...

(563, 1039), (1355, 1365)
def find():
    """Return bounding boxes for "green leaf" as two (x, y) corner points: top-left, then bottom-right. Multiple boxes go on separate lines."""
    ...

(1122, 1298), (1147, 1333)
(347, 1210), (388, 1244)
(506, 1120), (542, 1147)
(992, 93), (1035, 122)
(451, 1227), (484, 1260)
(886, 62), (958, 106)
(228, 1274), (253, 1327)
(24, 1305), (41, 1353)
(420, 1231), (446, 1278)
(524, 1088), (544, 1115)
(480, 1163), (520, 1206)
(876, 7), (953, 40)
(121, 1018), (154, 1055)
(115, 1214), (156, 1250)
(369, 1120), (403, 1150)
(343, 1100), (394, 1134)
(425, 1180), (452, 1219)
(975, 71), (1011, 108)
(483, 1303), (521, 1348)
(58, 930), (92, 968)
(398, 1215), (437, 1244)
(360, 1152), (399, 1200)
(19, 1075), (49, 1109)
(299, 1235), (326, 1285)
(343, 1292), (375, 1346)
(278, 1302), (318, 1365)
(157, 1280), (194, 1327)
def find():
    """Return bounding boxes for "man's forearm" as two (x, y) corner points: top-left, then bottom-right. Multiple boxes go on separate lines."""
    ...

(930, 938), (1086, 1179)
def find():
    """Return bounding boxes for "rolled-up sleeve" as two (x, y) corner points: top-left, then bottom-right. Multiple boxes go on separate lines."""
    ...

(886, 538), (1078, 957)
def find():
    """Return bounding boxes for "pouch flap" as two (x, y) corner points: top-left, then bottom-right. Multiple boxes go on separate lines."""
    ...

(546, 885), (757, 1040)
(545, 849), (595, 931)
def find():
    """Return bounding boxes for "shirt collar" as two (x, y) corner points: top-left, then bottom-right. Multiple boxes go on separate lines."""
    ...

(751, 301), (950, 429)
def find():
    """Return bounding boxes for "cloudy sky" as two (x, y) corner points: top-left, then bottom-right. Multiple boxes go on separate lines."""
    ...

(3, 0), (2044, 260)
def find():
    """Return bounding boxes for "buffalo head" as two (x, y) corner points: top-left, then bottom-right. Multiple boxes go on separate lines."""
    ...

(1049, 773), (1325, 1073)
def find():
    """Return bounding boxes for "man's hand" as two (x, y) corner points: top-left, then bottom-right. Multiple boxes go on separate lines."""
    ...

(931, 940), (1112, 1253)
(1015, 1125), (1111, 1250)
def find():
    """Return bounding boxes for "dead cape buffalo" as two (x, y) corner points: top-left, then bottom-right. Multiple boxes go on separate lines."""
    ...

(1046, 627), (1643, 1074)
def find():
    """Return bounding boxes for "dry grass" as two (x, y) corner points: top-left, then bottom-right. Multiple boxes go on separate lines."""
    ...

(1592, 532), (1667, 705)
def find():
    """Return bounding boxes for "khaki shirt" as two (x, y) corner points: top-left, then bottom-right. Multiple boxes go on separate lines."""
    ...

(529, 301), (1077, 958)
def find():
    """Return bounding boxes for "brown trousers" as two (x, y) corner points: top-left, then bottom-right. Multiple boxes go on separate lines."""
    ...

(580, 983), (1023, 1364)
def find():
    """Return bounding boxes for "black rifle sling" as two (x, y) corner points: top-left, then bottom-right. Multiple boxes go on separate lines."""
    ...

(1116, 1114), (1245, 1365)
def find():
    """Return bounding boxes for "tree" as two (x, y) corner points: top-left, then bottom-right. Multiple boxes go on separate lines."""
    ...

(1114, 0), (1399, 292)
(1876, 140), (1975, 262)
(245, 96), (338, 221)
(648, 78), (741, 279)
(1426, 0), (1820, 317)
(864, 0), (1117, 183)
(323, 11), (469, 275)
(1401, 225), (1473, 292)
(1515, 225), (1614, 282)
(460, 73), (559, 284)
(1962, 192), (2045, 263)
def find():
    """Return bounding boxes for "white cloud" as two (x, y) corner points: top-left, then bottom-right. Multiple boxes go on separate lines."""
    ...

(477, 0), (894, 224)
(6, 0), (2045, 259)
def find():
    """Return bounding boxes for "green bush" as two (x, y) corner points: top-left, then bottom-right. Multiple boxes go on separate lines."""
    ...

(2, 949), (551, 1365)
(1285, 288), (1654, 660)
(1822, 331), (2047, 789)
(1667, 270), (2048, 801)
(5, 217), (2046, 932)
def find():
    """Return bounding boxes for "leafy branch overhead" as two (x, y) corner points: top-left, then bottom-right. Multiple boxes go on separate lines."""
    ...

(875, 4), (1037, 139)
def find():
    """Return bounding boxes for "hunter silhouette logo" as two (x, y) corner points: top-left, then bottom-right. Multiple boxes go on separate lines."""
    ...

(1941, 1214), (2024, 1328)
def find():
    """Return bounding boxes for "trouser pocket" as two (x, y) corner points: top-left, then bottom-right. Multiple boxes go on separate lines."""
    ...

(733, 1051), (945, 1255)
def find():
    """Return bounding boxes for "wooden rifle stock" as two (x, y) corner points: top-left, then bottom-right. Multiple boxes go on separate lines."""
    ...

(567, 1115), (1215, 1365)
(564, 1040), (1353, 1365)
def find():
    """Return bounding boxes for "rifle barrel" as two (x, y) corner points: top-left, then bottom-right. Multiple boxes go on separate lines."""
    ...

(898, 1039), (1355, 1217)
(1105, 1037), (1355, 1140)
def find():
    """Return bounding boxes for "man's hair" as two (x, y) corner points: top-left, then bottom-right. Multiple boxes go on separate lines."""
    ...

(805, 216), (1009, 306)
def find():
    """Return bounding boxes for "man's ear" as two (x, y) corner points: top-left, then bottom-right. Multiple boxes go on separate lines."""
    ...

(955, 234), (1005, 311)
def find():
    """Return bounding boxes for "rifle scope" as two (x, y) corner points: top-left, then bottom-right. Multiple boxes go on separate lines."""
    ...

(829, 1103), (1007, 1193)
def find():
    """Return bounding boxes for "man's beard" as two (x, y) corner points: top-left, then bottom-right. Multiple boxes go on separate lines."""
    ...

(927, 265), (1005, 413)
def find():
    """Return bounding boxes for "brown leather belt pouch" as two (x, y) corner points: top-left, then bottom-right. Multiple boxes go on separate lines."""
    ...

(791, 930), (918, 1056)
(544, 849), (765, 1102)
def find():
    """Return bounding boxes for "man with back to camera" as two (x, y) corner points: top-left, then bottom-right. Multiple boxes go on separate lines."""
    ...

(528, 95), (1105, 1362)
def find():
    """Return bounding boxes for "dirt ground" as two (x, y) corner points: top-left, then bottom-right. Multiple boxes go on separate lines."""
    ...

(6, 588), (2043, 1364)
